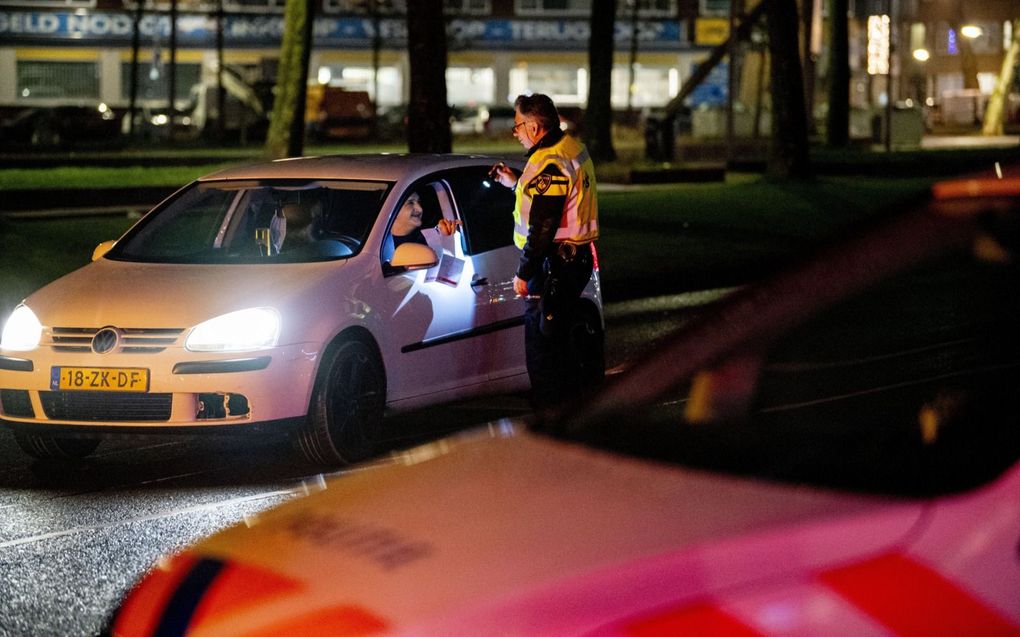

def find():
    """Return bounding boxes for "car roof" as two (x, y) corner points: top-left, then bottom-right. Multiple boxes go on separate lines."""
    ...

(197, 153), (507, 183)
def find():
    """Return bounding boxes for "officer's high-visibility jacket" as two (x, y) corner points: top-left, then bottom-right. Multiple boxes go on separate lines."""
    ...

(513, 128), (599, 282)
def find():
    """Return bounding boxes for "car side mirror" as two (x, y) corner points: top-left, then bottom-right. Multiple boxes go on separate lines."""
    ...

(390, 243), (438, 270)
(92, 240), (116, 261)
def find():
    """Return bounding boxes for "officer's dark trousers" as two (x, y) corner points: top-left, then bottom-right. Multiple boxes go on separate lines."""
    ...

(524, 246), (594, 411)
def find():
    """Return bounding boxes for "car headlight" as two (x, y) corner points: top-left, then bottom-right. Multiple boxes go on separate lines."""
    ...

(185, 308), (281, 352)
(1, 305), (43, 351)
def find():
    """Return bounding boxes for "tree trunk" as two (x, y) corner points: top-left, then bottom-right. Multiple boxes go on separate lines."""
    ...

(583, 0), (617, 163)
(168, 0), (178, 144)
(287, 0), (315, 158)
(406, 0), (451, 153)
(826, 0), (849, 147)
(765, 0), (811, 179)
(265, 0), (313, 158)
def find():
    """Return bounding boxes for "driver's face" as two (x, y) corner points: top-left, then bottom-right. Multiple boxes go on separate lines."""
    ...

(392, 193), (423, 236)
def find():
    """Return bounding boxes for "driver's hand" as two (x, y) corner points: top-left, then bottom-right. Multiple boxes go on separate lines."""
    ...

(436, 219), (460, 236)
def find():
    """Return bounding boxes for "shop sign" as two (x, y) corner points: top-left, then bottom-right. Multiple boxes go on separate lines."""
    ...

(694, 17), (729, 46)
(0, 11), (691, 51)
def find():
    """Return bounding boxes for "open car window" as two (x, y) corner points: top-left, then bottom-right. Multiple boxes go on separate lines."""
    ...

(107, 179), (390, 264)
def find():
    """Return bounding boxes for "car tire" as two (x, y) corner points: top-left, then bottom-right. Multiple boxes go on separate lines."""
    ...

(567, 303), (605, 388)
(295, 337), (386, 466)
(13, 432), (100, 460)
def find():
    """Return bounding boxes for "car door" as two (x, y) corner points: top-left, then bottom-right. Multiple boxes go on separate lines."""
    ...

(380, 173), (507, 403)
(442, 165), (528, 381)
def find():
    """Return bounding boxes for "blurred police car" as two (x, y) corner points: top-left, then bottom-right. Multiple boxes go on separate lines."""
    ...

(106, 170), (1019, 635)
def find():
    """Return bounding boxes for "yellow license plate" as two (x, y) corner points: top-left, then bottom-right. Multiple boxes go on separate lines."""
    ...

(51, 367), (149, 392)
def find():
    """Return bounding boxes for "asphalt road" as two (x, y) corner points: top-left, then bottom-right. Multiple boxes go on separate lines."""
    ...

(0, 291), (718, 637)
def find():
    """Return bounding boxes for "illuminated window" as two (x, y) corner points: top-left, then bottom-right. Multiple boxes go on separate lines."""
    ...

(447, 67), (495, 105)
(516, 0), (591, 16)
(616, 0), (677, 17)
(0, 0), (95, 7)
(17, 61), (99, 100)
(867, 14), (890, 75)
(509, 64), (586, 105)
(123, 0), (287, 10)
(446, 0), (490, 14)
(324, 0), (406, 13)
(610, 65), (673, 107)
(699, 0), (729, 17)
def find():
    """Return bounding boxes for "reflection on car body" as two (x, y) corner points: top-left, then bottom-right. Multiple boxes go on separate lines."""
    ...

(0, 155), (605, 466)
(105, 169), (1019, 635)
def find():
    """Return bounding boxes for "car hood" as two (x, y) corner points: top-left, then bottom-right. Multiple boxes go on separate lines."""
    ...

(112, 426), (927, 635)
(23, 258), (346, 331)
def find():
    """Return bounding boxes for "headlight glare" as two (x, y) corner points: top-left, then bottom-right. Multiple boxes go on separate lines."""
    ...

(1, 305), (43, 351)
(185, 307), (281, 352)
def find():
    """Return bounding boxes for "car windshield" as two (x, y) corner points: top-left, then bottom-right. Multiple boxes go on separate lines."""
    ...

(544, 192), (1020, 499)
(107, 179), (390, 264)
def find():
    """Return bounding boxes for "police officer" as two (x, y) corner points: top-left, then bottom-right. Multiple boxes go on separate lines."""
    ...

(490, 93), (600, 410)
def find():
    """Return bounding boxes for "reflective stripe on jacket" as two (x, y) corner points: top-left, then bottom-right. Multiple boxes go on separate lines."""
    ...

(512, 132), (599, 252)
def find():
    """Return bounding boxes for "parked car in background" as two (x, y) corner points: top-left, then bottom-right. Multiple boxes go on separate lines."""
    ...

(122, 102), (201, 142)
(484, 105), (516, 137)
(0, 103), (121, 148)
(306, 86), (375, 141)
(375, 104), (409, 140)
(105, 169), (1019, 635)
(0, 154), (605, 467)
(449, 104), (488, 135)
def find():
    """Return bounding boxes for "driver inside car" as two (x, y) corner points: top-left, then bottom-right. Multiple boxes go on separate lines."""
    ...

(383, 190), (458, 264)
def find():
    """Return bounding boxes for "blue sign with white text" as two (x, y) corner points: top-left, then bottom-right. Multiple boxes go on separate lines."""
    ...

(0, 11), (690, 51)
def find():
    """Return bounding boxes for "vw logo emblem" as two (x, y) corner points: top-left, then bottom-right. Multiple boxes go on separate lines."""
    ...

(92, 328), (120, 354)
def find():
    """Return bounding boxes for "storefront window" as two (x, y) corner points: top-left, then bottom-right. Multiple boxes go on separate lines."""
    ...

(17, 60), (99, 100)
(0, 0), (94, 6)
(699, 0), (729, 17)
(611, 65), (673, 108)
(616, 0), (677, 17)
(124, 0), (286, 11)
(447, 67), (495, 105)
(515, 0), (591, 16)
(509, 64), (586, 105)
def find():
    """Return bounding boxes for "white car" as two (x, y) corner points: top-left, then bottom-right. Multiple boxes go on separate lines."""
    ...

(105, 171), (1019, 636)
(0, 155), (605, 465)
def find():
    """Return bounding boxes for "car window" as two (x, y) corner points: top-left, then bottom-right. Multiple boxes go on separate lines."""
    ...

(107, 179), (389, 264)
(443, 166), (516, 255)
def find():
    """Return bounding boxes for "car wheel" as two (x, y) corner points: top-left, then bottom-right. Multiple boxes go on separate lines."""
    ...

(566, 304), (605, 388)
(295, 337), (386, 466)
(13, 432), (100, 460)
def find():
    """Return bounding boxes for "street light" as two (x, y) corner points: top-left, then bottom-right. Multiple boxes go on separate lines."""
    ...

(960, 25), (983, 39)
(912, 48), (931, 62)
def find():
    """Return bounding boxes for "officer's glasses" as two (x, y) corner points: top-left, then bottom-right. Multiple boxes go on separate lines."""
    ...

(511, 120), (528, 135)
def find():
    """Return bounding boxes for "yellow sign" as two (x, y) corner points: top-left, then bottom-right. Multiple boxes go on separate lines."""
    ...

(695, 18), (730, 46)
(53, 367), (149, 392)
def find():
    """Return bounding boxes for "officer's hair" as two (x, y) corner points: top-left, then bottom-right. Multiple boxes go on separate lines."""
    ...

(514, 93), (559, 133)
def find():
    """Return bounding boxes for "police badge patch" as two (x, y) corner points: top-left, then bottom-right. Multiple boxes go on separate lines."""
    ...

(530, 173), (553, 194)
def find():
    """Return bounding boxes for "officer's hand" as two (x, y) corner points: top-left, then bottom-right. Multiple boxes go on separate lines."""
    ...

(436, 219), (460, 236)
(513, 276), (528, 297)
(490, 163), (516, 189)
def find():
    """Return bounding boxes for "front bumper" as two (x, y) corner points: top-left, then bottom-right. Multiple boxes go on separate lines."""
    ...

(0, 344), (319, 430)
